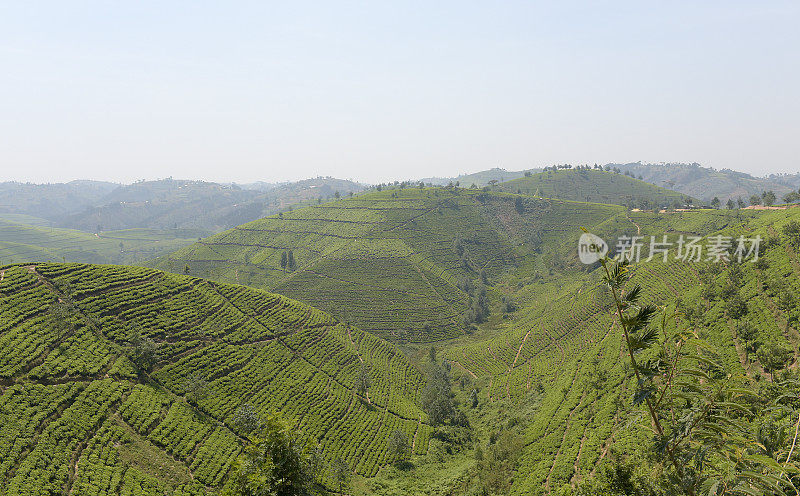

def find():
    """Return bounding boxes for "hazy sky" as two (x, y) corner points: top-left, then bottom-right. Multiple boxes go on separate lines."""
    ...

(1, 1), (798, 184)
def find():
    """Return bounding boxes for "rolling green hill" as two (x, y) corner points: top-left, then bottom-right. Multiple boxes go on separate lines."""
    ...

(0, 216), (202, 265)
(425, 163), (800, 204)
(0, 177), (365, 235)
(154, 184), (800, 494)
(57, 177), (366, 233)
(438, 206), (800, 494)
(0, 263), (430, 494)
(154, 187), (650, 342)
(7, 181), (800, 494)
(498, 168), (693, 208)
(154, 186), (747, 344)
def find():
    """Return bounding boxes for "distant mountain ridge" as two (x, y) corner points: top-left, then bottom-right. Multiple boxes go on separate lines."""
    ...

(419, 163), (800, 203)
(0, 180), (119, 218)
(607, 162), (800, 202)
(0, 177), (365, 233)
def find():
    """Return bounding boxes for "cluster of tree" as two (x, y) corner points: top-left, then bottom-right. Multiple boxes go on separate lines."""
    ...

(185, 373), (209, 403)
(784, 187), (800, 203)
(127, 328), (159, 372)
(514, 196), (524, 214)
(783, 220), (800, 250)
(419, 352), (473, 470)
(473, 425), (525, 495)
(373, 180), (438, 193)
(540, 164), (629, 173)
(225, 405), (348, 495)
(280, 250), (297, 272)
(500, 294), (517, 314)
(460, 282), (489, 326)
(387, 429), (411, 465)
(355, 362), (372, 401)
(453, 237), (488, 274)
(766, 276), (798, 323)
(421, 353), (470, 428)
(620, 169), (644, 179)
(747, 190), (779, 207)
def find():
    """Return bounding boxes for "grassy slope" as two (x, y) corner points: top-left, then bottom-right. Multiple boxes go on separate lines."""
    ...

(499, 168), (692, 207)
(438, 206), (800, 495)
(0, 215), (201, 265)
(154, 188), (636, 342)
(154, 181), (797, 494)
(4, 185), (798, 495)
(326, 204), (783, 495)
(0, 263), (429, 494)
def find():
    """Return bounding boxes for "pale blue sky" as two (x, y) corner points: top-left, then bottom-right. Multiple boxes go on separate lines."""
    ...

(1, 1), (798, 184)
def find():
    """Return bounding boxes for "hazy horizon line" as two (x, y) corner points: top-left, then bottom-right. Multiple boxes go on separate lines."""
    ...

(3, 161), (799, 187)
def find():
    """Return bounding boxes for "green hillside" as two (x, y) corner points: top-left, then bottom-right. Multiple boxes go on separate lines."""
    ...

(437, 206), (800, 494)
(499, 168), (693, 208)
(0, 263), (430, 494)
(153, 184), (800, 494)
(154, 186), (748, 343)
(4, 191), (800, 494)
(0, 180), (118, 218)
(0, 216), (201, 265)
(154, 188), (648, 342)
(0, 178), (365, 235)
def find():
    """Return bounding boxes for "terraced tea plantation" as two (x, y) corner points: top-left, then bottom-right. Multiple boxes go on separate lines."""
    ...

(0, 263), (430, 495)
(6, 177), (800, 495)
(441, 206), (800, 494)
(155, 188), (674, 342)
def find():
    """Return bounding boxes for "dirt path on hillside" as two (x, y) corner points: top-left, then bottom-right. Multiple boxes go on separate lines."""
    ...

(625, 213), (641, 236)
(411, 413), (422, 452)
(571, 430), (589, 487)
(450, 359), (477, 379)
(513, 328), (534, 366)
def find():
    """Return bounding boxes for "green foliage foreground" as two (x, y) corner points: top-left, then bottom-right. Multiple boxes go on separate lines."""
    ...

(601, 255), (786, 494)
